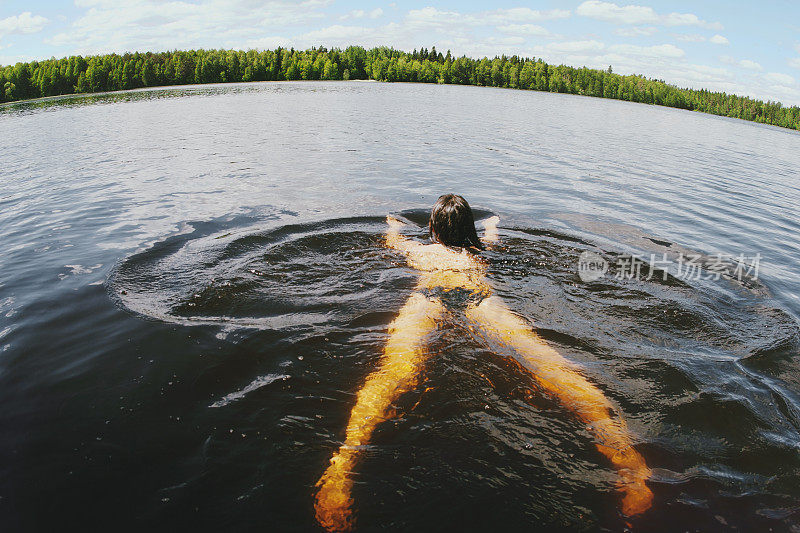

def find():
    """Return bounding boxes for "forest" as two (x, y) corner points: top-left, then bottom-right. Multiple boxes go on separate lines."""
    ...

(2, 45), (799, 130)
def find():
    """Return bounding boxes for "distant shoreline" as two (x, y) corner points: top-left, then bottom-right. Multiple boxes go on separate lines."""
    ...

(2, 46), (798, 131)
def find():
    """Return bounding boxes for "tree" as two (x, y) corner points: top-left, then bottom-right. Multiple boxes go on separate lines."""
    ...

(0, 46), (797, 131)
(519, 61), (535, 90)
(76, 72), (89, 93)
(141, 58), (156, 87)
(322, 59), (339, 80)
(490, 59), (503, 87)
(4, 81), (15, 100)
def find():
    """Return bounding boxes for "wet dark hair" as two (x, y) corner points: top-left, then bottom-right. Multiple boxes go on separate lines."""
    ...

(429, 194), (484, 250)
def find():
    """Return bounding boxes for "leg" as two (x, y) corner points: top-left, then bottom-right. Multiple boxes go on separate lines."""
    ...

(466, 296), (653, 516)
(315, 292), (444, 531)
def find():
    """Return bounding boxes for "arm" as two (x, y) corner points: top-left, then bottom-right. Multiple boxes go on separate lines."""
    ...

(315, 293), (444, 532)
(466, 296), (653, 516)
(385, 215), (426, 255)
(481, 216), (500, 245)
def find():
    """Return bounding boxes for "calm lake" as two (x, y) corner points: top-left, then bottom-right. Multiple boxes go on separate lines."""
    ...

(1, 80), (799, 531)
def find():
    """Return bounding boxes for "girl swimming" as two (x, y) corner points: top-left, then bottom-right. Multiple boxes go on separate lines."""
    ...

(314, 194), (653, 531)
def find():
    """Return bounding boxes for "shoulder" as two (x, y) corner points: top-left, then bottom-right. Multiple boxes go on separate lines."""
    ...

(408, 244), (485, 271)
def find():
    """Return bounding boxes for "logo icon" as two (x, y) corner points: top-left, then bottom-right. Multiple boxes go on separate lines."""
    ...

(577, 251), (608, 282)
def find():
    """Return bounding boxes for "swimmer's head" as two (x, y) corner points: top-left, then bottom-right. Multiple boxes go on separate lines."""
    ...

(429, 194), (484, 250)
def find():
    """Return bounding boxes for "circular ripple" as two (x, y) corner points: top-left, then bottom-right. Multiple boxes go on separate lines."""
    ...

(108, 215), (417, 329)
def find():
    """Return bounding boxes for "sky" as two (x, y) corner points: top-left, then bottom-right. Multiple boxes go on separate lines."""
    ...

(1, 0), (799, 106)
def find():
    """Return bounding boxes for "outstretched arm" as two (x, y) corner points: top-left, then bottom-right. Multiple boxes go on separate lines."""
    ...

(315, 292), (444, 532)
(385, 215), (425, 255)
(466, 296), (653, 517)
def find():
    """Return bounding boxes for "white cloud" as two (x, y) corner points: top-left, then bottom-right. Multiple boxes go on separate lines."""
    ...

(577, 1), (657, 25)
(497, 24), (551, 37)
(485, 36), (526, 46)
(542, 40), (684, 59)
(662, 12), (720, 29)
(671, 63), (731, 82)
(340, 8), (383, 21)
(788, 44), (800, 70)
(244, 36), (292, 50)
(662, 64), (741, 91)
(576, 1), (722, 29)
(46, 0), (330, 54)
(547, 40), (605, 53)
(709, 34), (729, 45)
(764, 72), (795, 86)
(674, 34), (705, 42)
(405, 7), (462, 28)
(720, 56), (763, 71)
(480, 7), (571, 24)
(340, 10), (364, 20)
(739, 59), (762, 71)
(614, 26), (657, 37)
(610, 43), (684, 58)
(0, 50), (39, 66)
(300, 24), (377, 42)
(296, 20), (441, 51)
(406, 6), (569, 29)
(528, 40), (684, 65)
(0, 12), (48, 39)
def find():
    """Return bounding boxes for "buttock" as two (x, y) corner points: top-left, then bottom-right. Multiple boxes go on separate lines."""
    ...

(418, 286), (490, 311)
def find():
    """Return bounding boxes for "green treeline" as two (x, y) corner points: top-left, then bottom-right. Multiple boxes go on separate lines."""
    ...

(2, 45), (799, 130)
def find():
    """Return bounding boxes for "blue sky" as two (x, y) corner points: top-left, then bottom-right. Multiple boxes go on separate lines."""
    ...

(1, 1), (799, 105)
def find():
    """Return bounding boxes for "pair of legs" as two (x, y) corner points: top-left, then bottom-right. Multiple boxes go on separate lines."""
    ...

(314, 290), (652, 531)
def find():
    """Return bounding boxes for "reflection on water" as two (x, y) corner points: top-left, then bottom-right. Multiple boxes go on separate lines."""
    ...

(1, 81), (800, 531)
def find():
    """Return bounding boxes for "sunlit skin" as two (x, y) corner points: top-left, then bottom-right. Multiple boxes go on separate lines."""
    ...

(314, 215), (652, 530)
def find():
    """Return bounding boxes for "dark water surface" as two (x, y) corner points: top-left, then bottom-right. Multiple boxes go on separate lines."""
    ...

(2, 81), (800, 531)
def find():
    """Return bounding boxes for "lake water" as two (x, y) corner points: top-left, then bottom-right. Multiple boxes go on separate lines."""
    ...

(1, 81), (799, 531)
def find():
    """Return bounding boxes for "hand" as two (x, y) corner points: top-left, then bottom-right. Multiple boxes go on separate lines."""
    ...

(482, 216), (500, 244)
(386, 215), (405, 230)
(483, 215), (499, 229)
